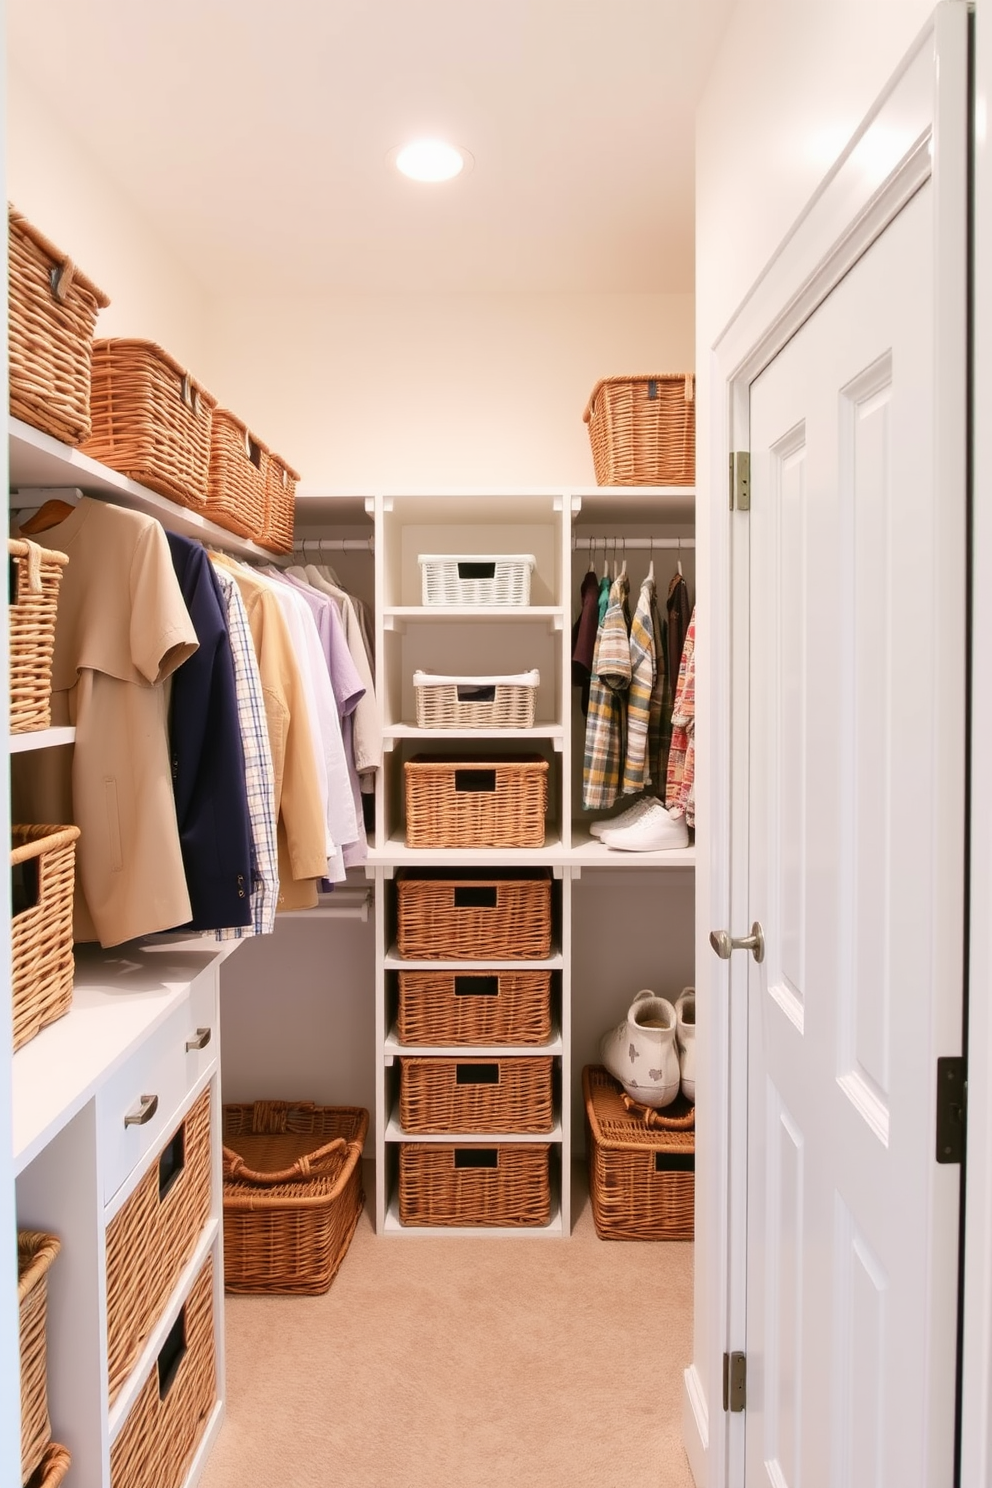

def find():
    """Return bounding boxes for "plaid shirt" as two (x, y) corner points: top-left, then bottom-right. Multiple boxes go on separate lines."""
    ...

(622, 579), (657, 796)
(666, 608), (696, 827)
(212, 566), (279, 938)
(647, 581), (670, 791)
(583, 573), (630, 810)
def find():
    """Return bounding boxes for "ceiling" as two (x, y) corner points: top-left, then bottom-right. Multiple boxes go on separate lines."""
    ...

(6, 0), (735, 297)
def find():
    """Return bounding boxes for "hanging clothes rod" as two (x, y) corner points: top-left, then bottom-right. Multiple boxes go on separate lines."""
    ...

(293, 537), (375, 554)
(571, 536), (695, 550)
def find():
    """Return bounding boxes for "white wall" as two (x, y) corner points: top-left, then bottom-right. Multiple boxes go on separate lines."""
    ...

(7, 62), (209, 372)
(199, 290), (693, 489)
(691, 2), (936, 1482)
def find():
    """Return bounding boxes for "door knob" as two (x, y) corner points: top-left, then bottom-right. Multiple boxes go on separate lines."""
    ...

(709, 922), (765, 964)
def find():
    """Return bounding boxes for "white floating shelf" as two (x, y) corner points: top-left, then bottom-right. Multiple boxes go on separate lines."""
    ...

(568, 833), (697, 868)
(384, 1027), (563, 1060)
(384, 945), (564, 973)
(9, 727), (75, 754)
(383, 605), (563, 622)
(385, 1110), (564, 1144)
(384, 724), (564, 744)
(370, 836), (566, 868)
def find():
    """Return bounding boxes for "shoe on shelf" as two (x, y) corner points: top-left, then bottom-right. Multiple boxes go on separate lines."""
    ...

(589, 795), (657, 839)
(674, 987), (695, 1103)
(600, 800), (689, 852)
(599, 989), (681, 1109)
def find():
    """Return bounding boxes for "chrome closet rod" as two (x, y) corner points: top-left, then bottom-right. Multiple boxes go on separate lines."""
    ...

(293, 537), (375, 554)
(571, 536), (695, 550)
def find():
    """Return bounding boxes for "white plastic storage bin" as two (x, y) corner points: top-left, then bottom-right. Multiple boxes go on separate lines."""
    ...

(418, 554), (535, 606)
(413, 669), (539, 729)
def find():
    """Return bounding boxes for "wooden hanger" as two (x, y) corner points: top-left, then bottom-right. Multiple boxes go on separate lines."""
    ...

(19, 499), (76, 535)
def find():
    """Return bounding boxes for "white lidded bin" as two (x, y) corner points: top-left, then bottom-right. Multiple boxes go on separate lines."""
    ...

(413, 669), (540, 729)
(418, 553), (536, 606)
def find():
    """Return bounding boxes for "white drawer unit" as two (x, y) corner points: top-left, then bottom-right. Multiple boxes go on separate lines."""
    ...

(98, 1002), (190, 1205)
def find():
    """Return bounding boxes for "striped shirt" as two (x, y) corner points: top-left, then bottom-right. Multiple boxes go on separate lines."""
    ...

(622, 579), (656, 796)
(583, 573), (630, 810)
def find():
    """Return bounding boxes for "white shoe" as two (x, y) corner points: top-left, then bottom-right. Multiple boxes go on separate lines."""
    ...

(675, 988), (695, 1103)
(600, 801), (689, 852)
(599, 990), (681, 1109)
(589, 795), (656, 839)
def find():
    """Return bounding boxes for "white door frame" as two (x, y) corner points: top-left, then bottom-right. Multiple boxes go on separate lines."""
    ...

(695, 7), (970, 1483)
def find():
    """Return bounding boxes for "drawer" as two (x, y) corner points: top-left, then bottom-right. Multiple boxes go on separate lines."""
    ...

(98, 1003), (189, 1204)
(182, 968), (218, 1087)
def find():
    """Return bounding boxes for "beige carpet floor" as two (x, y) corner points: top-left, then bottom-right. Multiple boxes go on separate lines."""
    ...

(201, 1164), (695, 1488)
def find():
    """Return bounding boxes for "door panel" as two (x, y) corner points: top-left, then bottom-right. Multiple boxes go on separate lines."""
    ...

(746, 177), (964, 1487)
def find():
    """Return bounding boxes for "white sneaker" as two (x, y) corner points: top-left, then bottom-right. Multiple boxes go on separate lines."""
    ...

(600, 801), (689, 852)
(589, 795), (657, 839)
(674, 988), (695, 1103)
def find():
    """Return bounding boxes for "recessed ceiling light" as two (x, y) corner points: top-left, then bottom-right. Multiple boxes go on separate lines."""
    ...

(393, 139), (469, 183)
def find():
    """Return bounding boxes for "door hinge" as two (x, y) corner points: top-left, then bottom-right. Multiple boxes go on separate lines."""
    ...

(723, 1350), (746, 1412)
(936, 1056), (967, 1163)
(729, 451), (750, 511)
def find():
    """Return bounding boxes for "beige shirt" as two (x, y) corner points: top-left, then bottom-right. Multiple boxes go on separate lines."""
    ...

(211, 557), (327, 911)
(14, 499), (198, 946)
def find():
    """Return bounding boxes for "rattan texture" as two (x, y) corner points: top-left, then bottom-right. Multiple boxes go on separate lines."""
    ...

(396, 969), (553, 1046)
(583, 1066), (695, 1241)
(82, 339), (218, 509)
(9, 206), (110, 446)
(11, 824), (79, 1053)
(404, 755), (548, 849)
(395, 870), (553, 960)
(419, 555), (534, 606)
(18, 1231), (61, 1484)
(8, 540), (69, 734)
(399, 1142), (552, 1227)
(25, 1442), (71, 1488)
(222, 1101), (368, 1295)
(259, 452), (300, 554)
(413, 673), (538, 729)
(204, 408), (270, 539)
(106, 1087), (212, 1405)
(110, 1255), (216, 1488)
(583, 374), (695, 486)
(399, 1056), (555, 1134)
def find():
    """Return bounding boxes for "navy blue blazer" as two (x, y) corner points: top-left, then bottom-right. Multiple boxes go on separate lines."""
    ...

(166, 533), (253, 930)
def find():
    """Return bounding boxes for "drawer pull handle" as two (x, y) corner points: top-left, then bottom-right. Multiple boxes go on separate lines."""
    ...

(124, 1093), (159, 1128)
(185, 1027), (212, 1052)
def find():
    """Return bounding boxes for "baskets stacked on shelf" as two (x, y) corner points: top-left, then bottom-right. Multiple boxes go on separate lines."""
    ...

(583, 1065), (695, 1240)
(419, 554), (535, 607)
(583, 374), (695, 486)
(395, 869), (553, 961)
(397, 968), (553, 1046)
(18, 1231), (67, 1487)
(413, 669), (540, 730)
(8, 539), (69, 735)
(11, 824), (79, 1053)
(403, 754), (549, 849)
(8, 205), (110, 446)
(398, 1143), (552, 1228)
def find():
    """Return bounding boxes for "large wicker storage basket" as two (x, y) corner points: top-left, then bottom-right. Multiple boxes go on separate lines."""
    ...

(583, 374), (695, 486)
(8, 539), (69, 734)
(11, 824), (79, 1052)
(110, 1254), (216, 1488)
(413, 669), (539, 729)
(222, 1101), (368, 1294)
(583, 1065), (695, 1240)
(419, 554), (535, 606)
(404, 754), (549, 849)
(18, 1231), (61, 1484)
(395, 870), (553, 961)
(9, 205), (110, 445)
(82, 339), (217, 509)
(204, 408), (270, 540)
(399, 1055), (555, 1134)
(259, 452), (300, 554)
(396, 968), (553, 1046)
(399, 1142), (552, 1227)
(25, 1443), (71, 1488)
(106, 1087), (212, 1405)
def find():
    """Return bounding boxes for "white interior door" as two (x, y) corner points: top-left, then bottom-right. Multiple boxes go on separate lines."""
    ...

(744, 175), (965, 1486)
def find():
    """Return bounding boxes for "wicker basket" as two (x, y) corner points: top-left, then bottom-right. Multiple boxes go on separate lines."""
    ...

(404, 754), (549, 849)
(18, 1231), (61, 1484)
(9, 539), (69, 734)
(583, 375), (695, 486)
(25, 1442), (71, 1488)
(204, 408), (270, 540)
(419, 554), (535, 606)
(110, 1255), (216, 1488)
(583, 1065), (694, 1240)
(413, 669), (539, 729)
(11, 824), (79, 1053)
(399, 1055), (555, 1134)
(399, 1142), (552, 1227)
(81, 339), (217, 509)
(396, 968), (553, 1046)
(258, 452), (300, 554)
(106, 1087), (212, 1405)
(222, 1101), (368, 1295)
(9, 205), (110, 445)
(395, 870), (553, 961)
